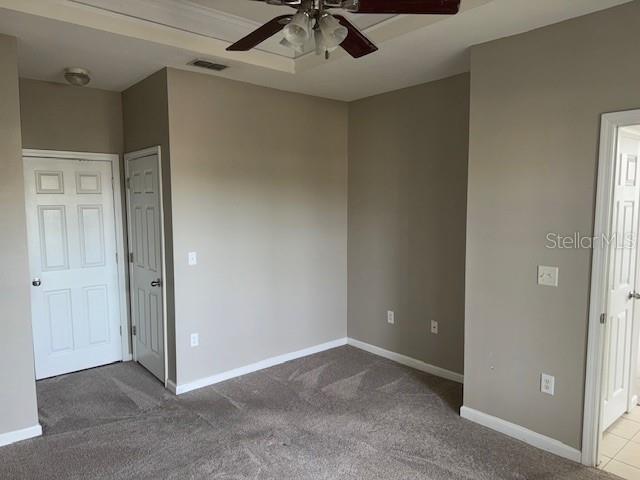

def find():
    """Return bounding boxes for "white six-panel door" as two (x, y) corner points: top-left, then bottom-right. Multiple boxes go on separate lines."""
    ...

(24, 156), (123, 379)
(602, 130), (640, 430)
(126, 150), (165, 382)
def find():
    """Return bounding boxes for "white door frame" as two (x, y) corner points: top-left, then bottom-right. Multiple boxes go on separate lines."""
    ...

(124, 146), (168, 387)
(22, 148), (131, 362)
(621, 128), (640, 416)
(583, 109), (640, 466)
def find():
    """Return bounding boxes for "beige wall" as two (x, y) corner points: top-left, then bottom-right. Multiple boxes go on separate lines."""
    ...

(166, 68), (348, 385)
(348, 74), (469, 375)
(122, 69), (177, 382)
(464, 1), (640, 449)
(0, 35), (40, 436)
(19, 78), (122, 153)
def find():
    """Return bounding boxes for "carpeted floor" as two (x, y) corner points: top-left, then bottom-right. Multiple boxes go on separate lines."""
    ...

(0, 346), (616, 479)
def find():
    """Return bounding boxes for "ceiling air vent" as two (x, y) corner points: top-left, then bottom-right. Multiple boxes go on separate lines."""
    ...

(189, 59), (229, 71)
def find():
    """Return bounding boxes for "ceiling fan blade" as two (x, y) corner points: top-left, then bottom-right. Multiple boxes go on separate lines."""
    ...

(226, 15), (292, 51)
(333, 15), (378, 59)
(349, 0), (461, 14)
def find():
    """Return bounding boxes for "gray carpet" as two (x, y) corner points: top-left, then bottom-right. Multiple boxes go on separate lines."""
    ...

(0, 346), (615, 479)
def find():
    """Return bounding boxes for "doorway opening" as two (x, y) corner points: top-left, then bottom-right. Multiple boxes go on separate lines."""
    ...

(23, 150), (130, 379)
(583, 112), (640, 472)
(23, 148), (167, 387)
(124, 146), (168, 386)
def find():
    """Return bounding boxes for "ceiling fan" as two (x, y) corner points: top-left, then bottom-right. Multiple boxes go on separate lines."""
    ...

(227, 0), (462, 59)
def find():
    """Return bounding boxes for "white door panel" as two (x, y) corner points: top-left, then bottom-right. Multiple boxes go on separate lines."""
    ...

(25, 157), (122, 379)
(126, 152), (165, 382)
(603, 131), (640, 429)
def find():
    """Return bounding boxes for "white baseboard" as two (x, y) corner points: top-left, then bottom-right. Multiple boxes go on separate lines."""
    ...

(346, 337), (464, 384)
(0, 424), (42, 448)
(460, 406), (581, 463)
(170, 336), (465, 396)
(166, 379), (178, 395)
(172, 338), (348, 395)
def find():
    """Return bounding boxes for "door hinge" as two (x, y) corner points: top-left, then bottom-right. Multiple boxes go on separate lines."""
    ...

(600, 313), (607, 325)
(119, 325), (122, 337)
(132, 325), (137, 336)
(129, 252), (134, 263)
(126, 177), (131, 189)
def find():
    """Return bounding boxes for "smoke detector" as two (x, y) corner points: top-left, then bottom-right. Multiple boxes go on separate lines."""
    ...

(64, 67), (91, 87)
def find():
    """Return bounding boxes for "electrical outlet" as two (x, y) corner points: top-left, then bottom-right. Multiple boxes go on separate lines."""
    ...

(430, 320), (439, 335)
(387, 310), (395, 325)
(190, 333), (199, 347)
(541, 373), (555, 395)
(188, 252), (197, 266)
(537, 266), (558, 287)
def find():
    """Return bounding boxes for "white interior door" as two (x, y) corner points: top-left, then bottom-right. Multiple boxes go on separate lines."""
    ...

(602, 129), (640, 429)
(24, 156), (123, 379)
(126, 150), (165, 382)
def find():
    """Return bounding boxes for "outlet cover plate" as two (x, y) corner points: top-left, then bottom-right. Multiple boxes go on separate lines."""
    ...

(541, 373), (555, 395)
(538, 266), (559, 287)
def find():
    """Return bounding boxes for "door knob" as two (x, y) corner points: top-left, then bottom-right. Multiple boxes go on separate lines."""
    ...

(32, 278), (41, 287)
(151, 279), (162, 287)
(629, 291), (640, 300)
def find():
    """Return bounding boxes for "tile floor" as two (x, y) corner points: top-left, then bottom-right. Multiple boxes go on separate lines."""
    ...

(600, 405), (640, 479)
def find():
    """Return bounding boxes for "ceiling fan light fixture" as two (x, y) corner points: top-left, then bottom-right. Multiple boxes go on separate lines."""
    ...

(283, 11), (312, 46)
(226, 0), (461, 59)
(318, 14), (348, 51)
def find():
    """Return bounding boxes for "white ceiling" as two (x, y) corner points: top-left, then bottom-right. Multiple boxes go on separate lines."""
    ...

(71, 0), (395, 58)
(0, 0), (632, 101)
(187, 0), (394, 39)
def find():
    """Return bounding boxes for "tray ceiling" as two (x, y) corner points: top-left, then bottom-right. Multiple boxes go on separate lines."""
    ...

(0, 0), (634, 100)
(72, 0), (395, 58)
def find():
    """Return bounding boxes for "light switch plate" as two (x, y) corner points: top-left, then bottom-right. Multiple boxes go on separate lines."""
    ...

(538, 265), (559, 287)
(190, 333), (199, 347)
(541, 373), (555, 395)
(387, 311), (395, 325)
(188, 252), (197, 266)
